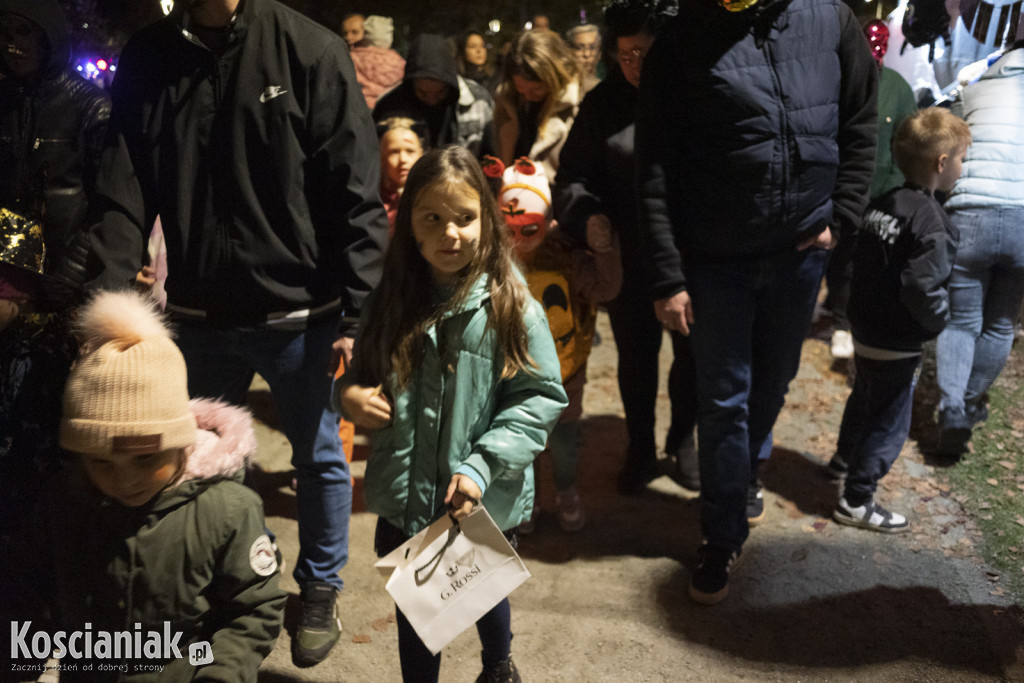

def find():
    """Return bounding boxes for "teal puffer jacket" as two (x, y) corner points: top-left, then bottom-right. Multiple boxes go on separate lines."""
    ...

(340, 275), (567, 536)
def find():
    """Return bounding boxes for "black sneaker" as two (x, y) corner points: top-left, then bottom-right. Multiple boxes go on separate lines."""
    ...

(747, 482), (765, 525)
(824, 454), (848, 480)
(937, 408), (972, 457)
(476, 655), (522, 683)
(833, 497), (909, 533)
(292, 582), (342, 667)
(689, 544), (742, 605)
(967, 401), (989, 427)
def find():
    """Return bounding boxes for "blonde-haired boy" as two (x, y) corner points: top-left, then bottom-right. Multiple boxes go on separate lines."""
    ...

(827, 107), (970, 532)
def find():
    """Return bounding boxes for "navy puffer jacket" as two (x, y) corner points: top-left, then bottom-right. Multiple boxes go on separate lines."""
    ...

(637, 0), (878, 298)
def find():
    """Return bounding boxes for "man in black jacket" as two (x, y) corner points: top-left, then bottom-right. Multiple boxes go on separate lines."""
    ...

(636, 0), (877, 605)
(84, 0), (388, 667)
(0, 0), (107, 539)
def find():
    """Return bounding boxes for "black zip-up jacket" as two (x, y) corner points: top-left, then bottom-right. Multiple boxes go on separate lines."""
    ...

(636, 0), (878, 299)
(554, 66), (638, 251)
(86, 0), (387, 326)
(0, 0), (110, 281)
(848, 186), (957, 352)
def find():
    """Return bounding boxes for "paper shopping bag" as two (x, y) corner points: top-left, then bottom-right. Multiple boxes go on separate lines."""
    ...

(374, 506), (531, 654)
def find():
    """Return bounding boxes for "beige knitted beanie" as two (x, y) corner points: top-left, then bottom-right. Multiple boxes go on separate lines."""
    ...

(60, 290), (197, 455)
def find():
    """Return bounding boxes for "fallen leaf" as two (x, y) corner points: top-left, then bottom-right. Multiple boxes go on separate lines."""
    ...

(998, 460), (1016, 470)
(979, 501), (992, 509)
(1015, 517), (1024, 528)
(352, 634), (372, 644)
(990, 587), (1005, 596)
(372, 618), (389, 632)
(813, 519), (828, 531)
(986, 478), (999, 486)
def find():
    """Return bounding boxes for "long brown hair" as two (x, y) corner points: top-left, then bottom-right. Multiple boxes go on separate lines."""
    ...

(498, 30), (580, 132)
(356, 145), (536, 390)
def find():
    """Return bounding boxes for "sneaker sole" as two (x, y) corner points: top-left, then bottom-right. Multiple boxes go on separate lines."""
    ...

(689, 581), (729, 605)
(291, 621), (342, 668)
(832, 509), (910, 534)
(747, 508), (766, 526)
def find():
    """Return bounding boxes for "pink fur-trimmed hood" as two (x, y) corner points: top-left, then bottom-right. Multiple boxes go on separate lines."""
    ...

(177, 398), (258, 485)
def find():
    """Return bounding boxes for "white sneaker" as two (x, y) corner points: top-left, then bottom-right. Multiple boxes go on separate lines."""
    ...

(831, 330), (854, 359)
(833, 497), (909, 533)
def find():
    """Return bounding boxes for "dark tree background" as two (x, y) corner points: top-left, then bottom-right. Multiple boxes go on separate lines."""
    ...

(59, 0), (899, 63)
(59, 0), (609, 61)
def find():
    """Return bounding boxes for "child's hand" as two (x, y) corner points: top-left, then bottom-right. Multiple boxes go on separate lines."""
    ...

(586, 214), (614, 252)
(445, 474), (482, 520)
(339, 384), (392, 429)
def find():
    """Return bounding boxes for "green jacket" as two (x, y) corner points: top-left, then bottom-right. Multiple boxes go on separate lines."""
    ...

(339, 275), (568, 536)
(871, 67), (918, 200)
(29, 400), (284, 682)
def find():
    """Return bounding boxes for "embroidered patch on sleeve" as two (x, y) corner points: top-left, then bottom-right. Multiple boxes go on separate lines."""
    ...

(249, 534), (279, 577)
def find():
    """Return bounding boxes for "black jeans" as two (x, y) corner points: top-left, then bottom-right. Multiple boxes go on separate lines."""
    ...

(605, 280), (698, 472)
(375, 517), (513, 682)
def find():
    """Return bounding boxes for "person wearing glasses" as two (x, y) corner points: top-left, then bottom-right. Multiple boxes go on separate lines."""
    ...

(566, 23), (602, 93)
(554, 0), (693, 498)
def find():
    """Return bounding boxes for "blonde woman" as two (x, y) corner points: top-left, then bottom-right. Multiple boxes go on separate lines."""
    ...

(493, 30), (584, 179)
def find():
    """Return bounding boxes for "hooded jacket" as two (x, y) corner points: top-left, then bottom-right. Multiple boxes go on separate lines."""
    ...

(0, 0), (111, 281)
(636, 0), (878, 299)
(337, 274), (567, 536)
(29, 400), (284, 682)
(373, 34), (495, 158)
(84, 0), (386, 328)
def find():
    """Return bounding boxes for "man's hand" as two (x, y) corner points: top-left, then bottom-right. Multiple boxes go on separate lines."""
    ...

(654, 290), (694, 336)
(445, 474), (483, 520)
(586, 214), (614, 252)
(797, 225), (836, 251)
(330, 335), (354, 376)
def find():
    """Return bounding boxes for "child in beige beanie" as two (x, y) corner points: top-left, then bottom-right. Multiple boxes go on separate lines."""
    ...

(10, 290), (285, 680)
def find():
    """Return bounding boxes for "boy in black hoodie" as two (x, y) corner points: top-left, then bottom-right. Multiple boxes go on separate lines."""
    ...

(828, 108), (971, 533)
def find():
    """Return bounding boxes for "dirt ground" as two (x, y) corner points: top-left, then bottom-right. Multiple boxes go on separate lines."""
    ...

(251, 311), (1024, 682)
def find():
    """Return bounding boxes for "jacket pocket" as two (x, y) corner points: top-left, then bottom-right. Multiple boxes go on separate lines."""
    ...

(793, 135), (839, 209)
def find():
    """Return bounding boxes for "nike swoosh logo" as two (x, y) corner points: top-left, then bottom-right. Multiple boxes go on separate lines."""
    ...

(260, 86), (288, 103)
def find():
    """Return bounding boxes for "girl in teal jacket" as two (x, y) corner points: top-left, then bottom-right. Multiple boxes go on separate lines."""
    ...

(337, 145), (567, 683)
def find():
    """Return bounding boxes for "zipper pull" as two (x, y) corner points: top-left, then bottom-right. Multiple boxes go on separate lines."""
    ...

(33, 138), (41, 150)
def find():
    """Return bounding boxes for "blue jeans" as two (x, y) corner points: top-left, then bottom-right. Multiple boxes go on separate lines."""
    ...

(837, 354), (920, 506)
(936, 208), (1024, 414)
(685, 248), (827, 551)
(174, 316), (350, 590)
